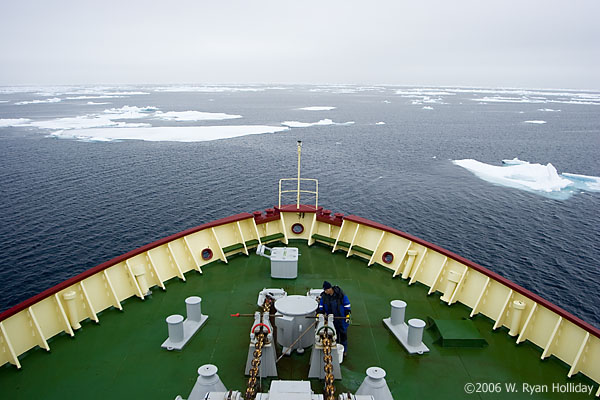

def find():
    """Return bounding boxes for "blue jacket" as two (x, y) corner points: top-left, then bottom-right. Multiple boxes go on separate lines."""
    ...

(318, 286), (351, 331)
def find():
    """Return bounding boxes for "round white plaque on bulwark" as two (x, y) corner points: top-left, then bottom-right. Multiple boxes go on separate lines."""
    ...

(275, 295), (318, 316)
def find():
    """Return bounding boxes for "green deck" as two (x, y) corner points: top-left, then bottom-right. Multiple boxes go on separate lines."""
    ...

(1, 241), (595, 399)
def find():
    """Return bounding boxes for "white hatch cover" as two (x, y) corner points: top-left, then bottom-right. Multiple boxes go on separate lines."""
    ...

(269, 380), (312, 400)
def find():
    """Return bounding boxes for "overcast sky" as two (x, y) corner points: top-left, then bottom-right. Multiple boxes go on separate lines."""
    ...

(1, 0), (599, 89)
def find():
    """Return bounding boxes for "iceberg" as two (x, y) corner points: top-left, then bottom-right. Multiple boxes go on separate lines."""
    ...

(0, 118), (31, 127)
(453, 159), (571, 193)
(49, 125), (289, 142)
(153, 111), (242, 121)
(422, 106), (434, 110)
(538, 108), (560, 112)
(376, 122), (386, 125)
(297, 106), (336, 111)
(87, 102), (111, 105)
(453, 158), (600, 199)
(524, 120), (547, 124)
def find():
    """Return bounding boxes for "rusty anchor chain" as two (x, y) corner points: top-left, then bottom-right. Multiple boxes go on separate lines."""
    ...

(244, 297), (273, 400)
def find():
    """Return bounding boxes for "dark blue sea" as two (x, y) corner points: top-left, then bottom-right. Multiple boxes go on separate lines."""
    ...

(0, 85), (598, 328)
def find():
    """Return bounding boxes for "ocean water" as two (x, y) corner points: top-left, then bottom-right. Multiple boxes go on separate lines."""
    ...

(0, 85), (598, 328)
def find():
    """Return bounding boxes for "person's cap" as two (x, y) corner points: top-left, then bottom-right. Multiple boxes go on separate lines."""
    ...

(323, 281), (332, 290)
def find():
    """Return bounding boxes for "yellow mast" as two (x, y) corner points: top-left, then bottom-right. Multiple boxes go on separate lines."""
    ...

(278, 141), (317, 209)
(297, 141), (302, 209)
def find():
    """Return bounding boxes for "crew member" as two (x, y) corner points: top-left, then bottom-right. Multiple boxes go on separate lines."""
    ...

(318, 281), (351, 353)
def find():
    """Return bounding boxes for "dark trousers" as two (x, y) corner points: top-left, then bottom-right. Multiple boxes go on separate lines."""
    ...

(334, 321), (348, 353)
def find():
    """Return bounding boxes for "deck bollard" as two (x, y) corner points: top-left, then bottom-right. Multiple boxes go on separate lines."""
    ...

(390, 300), (406, 326)
(166, 315), (184, 344)
(62, 291), (81, 330)
(356, 367), (393, 400)
(401, 250), (418, 279)
(186, 296), (202, 322)
(162, 296), (209, 350)
(188, 364), (227, 400)
(407, 318), (426, 347)
(509, 300), (526, 336)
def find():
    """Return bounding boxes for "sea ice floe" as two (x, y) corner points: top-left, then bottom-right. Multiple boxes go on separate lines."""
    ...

(97, 91), (148, 96)
(470, 93), (600, 106)
(27, 115), (150, 130)
(0, 85), (150, 97)
(49, 125), (289, 142)
(307, 85), (381, 94)
(153, 111), (242, 121)
(0, 100), (8, 103)
(15, 97), (62, 105)
(422, 106), (434, 110)
(87, 101), (111, 105)
(395, 89), (455, 96)
(103, 105), (158, 119)
(453, 158), (600, 199)
(309, 88), (358, 94)
(0, 86), (76, 95)
(153, 86), (267, 93)
(0, 118), (31, 127)
(473, 96), (546, 104)
(297, 106), (336, 111)
(282, 119), (334, 128)
(547, 100), (600, 106)
(538, 108), (560, 112)
(376, 122), (386, 125)
(21, 105), (248, 133)
(562, 173), (600, 192)
(524, 120), (546, 124)
(66, 95), (125, 100)
(448, 87), (600, 99)
(281, 119), (354, 128)
(410, 97), (446, 105)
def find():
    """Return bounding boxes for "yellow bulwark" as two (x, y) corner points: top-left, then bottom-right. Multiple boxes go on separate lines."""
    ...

(0, 208), (599, 397)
